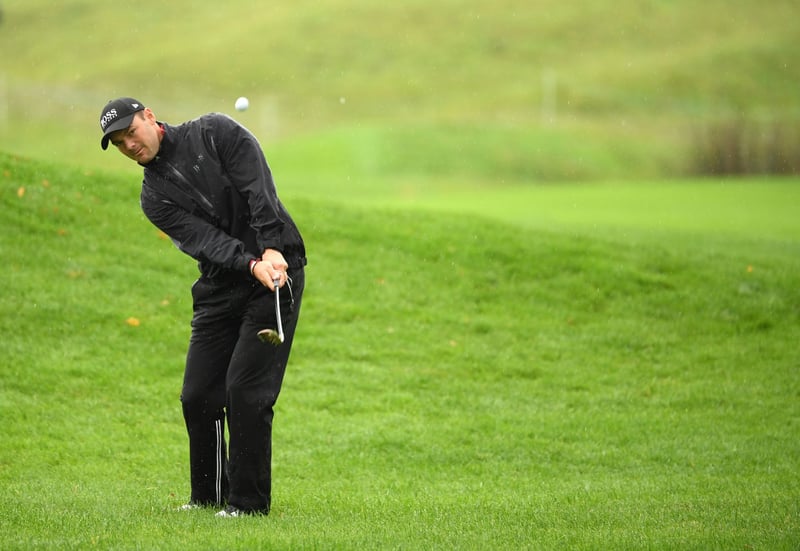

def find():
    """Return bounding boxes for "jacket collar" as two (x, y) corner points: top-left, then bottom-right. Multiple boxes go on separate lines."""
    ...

(140, 122), (173, 166)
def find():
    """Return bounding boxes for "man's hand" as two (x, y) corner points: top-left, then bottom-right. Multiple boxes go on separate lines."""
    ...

(253, 248), (289, 290)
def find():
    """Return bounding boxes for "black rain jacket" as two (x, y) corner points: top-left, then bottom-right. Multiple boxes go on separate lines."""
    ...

(139, 114), (306, 282)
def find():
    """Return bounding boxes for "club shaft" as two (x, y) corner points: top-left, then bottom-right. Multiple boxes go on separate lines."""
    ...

(274, 279), (284, 341)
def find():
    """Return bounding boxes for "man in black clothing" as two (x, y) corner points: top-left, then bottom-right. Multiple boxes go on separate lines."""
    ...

(99, 97), (306, 517)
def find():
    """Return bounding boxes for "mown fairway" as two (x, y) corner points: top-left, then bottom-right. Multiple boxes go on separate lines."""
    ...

(1, 153), (798, 549)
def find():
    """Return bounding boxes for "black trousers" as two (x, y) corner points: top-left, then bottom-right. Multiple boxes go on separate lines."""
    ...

(180, 267), (304, 513)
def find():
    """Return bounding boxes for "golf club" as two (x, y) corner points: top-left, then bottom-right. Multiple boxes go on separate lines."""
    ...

(257, 278), (284, 345)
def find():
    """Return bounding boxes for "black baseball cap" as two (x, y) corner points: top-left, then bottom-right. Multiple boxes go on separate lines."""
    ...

(99, 97), (145, 150)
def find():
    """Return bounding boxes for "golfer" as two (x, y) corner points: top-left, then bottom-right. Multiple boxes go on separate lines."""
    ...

(99, 97), (306, 517)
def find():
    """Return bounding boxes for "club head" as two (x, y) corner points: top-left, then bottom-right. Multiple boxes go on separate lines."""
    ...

(257, 328), (283, 346)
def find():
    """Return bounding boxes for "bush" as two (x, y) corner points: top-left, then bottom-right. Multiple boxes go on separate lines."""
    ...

(690, 117), (800, 176)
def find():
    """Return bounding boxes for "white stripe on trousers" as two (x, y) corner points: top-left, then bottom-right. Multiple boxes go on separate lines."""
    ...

(215, 419), (223, 504)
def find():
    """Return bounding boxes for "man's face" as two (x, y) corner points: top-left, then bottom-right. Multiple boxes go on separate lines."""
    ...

(109, 108), (162, 164)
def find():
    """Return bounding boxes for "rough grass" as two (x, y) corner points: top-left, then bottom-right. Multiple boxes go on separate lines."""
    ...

(1, 153), (798, 549)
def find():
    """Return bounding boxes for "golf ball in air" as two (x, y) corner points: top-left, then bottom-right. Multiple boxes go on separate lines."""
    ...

(235, 97), (249, 111)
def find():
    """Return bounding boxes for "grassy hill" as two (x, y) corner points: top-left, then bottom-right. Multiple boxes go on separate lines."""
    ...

(0, 0), (798, 183)
(1, 152), (798, 548)
(1, 1), (799, 547)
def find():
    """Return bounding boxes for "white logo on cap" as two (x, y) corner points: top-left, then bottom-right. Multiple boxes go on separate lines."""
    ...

(100, 108), (118, 130)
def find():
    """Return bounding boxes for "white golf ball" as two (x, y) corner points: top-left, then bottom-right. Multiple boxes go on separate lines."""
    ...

(235, 97), (249, 111)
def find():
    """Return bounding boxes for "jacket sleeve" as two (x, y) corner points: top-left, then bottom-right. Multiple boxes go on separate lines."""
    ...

(140, 182), (251, 273)
(211, 115), (287, 253)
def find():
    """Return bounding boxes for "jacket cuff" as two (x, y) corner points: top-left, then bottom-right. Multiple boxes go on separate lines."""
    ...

(259, 236), (283, 253)
(236, 254), (252, 273)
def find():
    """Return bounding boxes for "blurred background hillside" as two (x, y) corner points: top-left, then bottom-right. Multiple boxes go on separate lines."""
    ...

(0, 0), (798, 190)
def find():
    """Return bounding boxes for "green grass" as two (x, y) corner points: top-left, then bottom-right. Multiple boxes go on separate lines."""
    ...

(1, 152), (799, 549)
(1, 1), (799, 547)
(372, 178), (800, 240)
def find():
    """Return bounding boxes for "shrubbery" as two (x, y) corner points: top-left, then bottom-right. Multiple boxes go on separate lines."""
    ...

(691, 117), (800, 176)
